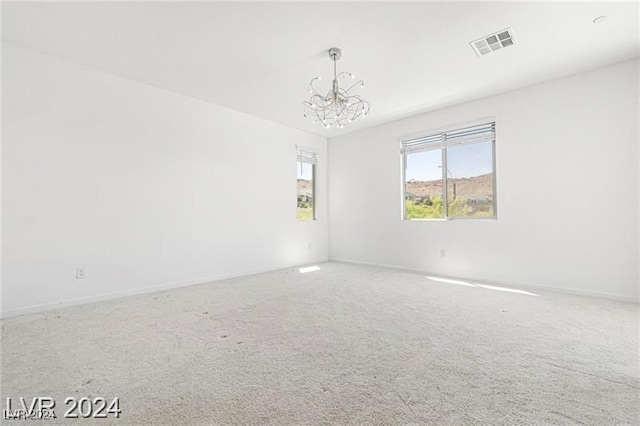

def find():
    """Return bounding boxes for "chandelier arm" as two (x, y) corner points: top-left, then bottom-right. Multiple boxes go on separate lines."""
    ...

(361, 100), (370, 116)
(343, 79), (365, 93)
(310, 94), (326, 107)
(345, 96), (368, 119)
(345, 104), (362, 120)
(308, 77), (322, 96)
(345, 95), (365, 103)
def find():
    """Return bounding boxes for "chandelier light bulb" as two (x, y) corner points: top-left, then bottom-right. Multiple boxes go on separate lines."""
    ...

(303, 47), (370, 129)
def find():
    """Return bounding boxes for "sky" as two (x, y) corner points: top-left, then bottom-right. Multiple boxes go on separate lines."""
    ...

(405, 142), (492, 182)
(297, 162), (313, 180)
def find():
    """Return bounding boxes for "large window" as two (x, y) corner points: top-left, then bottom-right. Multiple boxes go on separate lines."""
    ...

(402, 122), (496, 220)
(296, 147), (317, 220)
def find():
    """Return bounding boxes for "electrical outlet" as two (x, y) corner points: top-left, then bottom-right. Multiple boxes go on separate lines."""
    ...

(76, 267), (86, 279)
(440, 249), (446, 258)
(308, 242), (312, 250)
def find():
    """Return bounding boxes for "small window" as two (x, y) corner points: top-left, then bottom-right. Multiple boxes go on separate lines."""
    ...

(296, 147), (317, 221)
(402, 122), (496, 220)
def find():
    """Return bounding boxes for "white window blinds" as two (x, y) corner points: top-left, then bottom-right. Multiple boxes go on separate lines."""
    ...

(401, 122), (495, 154)
(296, 147), (318, 165)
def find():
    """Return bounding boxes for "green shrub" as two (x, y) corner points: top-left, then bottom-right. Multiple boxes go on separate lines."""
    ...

(297, 206), (313, 220)
(405, 197), (491, 219)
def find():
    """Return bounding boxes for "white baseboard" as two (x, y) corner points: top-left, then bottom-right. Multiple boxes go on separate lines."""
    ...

(329, 257), (640, 304)
(0, 272), (251, 319)
(3, 256), (634, 318)
(0, 258), (329, 319)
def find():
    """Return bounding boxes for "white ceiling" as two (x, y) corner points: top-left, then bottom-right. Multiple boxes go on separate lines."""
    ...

(2, 1), (639, 138)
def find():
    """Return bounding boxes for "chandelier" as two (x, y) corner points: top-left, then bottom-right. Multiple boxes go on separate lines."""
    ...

(303, 47), (370, 129)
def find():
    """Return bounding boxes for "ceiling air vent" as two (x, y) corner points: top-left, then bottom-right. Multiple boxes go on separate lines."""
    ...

(470, 28), (516, 57)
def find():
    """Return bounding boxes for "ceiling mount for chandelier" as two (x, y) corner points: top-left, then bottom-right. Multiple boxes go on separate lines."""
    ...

(303, 47), (370, 129)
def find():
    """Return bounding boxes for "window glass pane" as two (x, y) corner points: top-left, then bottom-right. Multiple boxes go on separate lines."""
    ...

(445, 141), (494, 218)
(297, 161), (314, 220)
(405, 150), (444, 219)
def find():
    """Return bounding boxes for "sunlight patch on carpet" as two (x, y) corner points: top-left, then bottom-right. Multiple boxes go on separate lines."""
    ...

(425, 275), (538, 296)
(299, 265), (321, 274)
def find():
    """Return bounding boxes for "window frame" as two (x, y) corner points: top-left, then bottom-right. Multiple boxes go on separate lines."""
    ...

(400, 120), (497, 221)
(296, 146), (317, 221)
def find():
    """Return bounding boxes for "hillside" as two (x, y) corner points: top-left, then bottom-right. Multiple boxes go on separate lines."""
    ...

(298, 173), (493, 200)
(406, 173), (493, 200)
(297, 179), (312, 197)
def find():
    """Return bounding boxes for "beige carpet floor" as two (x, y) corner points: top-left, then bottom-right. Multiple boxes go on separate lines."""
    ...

(1, 262), (639, 425)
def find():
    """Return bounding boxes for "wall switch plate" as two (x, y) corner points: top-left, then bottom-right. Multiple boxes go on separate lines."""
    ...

(76, 267), (86, 279)
(440, 249), (446, 257)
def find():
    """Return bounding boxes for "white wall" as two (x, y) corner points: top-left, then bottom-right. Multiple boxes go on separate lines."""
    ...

(1, 44), (328, 317)
(329, 59), (639, 301)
